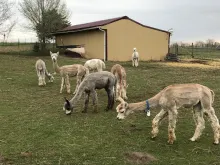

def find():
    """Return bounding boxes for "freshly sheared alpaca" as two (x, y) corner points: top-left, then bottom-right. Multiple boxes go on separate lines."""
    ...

(132, 48), (139, 67)
(84, 59), (106, 72)
(35, 59), (54, 86)
(111, 64), (128, 100)
(63, 71), (117, 115)
(50, 51), (89, 94)
(116, 83), (220, 144)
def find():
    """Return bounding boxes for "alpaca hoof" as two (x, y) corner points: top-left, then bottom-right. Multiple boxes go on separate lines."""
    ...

(167, 140), (174, 144)
(213, 141), (219, 145)
(151, 136), (156, 140)
(189, 137), (196, 142)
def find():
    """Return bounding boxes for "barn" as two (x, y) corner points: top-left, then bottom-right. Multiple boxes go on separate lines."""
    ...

(54, 16), (171, 61)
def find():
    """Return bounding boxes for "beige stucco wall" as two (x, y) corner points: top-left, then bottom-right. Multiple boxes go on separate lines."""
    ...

(103, 19), (169, 61)
(56, 29), (104, 59)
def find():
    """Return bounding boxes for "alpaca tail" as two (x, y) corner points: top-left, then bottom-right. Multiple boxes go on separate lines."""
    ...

(102, 61), (106, 69)
(210, 90), (215, 104)
(85, 67), (89, 76)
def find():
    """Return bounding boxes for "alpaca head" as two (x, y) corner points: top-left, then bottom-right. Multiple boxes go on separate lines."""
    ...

(133, 48), (137, 52)
(63, 97), (73, 115)
(116, 97), (130, 120)
(48, 73), (54, 82)
(50, 51), (59, 63)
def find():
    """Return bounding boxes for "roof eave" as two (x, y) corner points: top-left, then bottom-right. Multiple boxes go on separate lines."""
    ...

(52, 26), (100, 35)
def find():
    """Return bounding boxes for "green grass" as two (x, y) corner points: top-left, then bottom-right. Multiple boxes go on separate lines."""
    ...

(1, 54), (220, 165)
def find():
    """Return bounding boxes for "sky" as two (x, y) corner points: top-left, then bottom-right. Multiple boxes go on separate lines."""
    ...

(4, 0), (220, 43)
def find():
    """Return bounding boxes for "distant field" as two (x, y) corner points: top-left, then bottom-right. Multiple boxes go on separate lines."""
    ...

(0, 54), (220, 164)
(0, 43), (56, 55)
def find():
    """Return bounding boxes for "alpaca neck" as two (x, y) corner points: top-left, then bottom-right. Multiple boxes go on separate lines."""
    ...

(69, 85), (84, 105)
(128, 93), (161, 112)
(53, 61), (61, 73)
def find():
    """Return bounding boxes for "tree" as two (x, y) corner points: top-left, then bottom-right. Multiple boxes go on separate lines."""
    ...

(206, 39), (215, 47)
(0, 0), (16, 41)
(19, 0), (70, 50)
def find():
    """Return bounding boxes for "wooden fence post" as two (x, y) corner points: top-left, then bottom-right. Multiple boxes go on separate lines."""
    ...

(192, 43), (194, 58)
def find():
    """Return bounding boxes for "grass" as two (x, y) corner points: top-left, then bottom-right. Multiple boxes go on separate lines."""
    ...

(1, 54), (220, 164)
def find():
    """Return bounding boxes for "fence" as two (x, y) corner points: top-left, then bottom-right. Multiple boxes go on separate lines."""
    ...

(169, 43), (220, 60)
(0, 41), (57, 55)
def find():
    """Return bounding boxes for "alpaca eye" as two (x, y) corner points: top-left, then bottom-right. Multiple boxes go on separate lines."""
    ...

(120, 111), (125, 113)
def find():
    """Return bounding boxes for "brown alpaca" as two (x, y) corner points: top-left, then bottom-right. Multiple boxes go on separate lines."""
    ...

(50, 51), (89, 94)
(111, 64), (128, 100)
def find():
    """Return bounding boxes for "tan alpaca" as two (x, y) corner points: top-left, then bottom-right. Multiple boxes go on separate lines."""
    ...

(111, 64), (128, 100)
(50, 51), (89, 94)
(35, 59), (54, 86)
(116, 83), (220, 145)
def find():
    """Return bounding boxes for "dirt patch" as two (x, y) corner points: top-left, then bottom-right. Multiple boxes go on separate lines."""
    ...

(124, 152), (157, 164)
(0, 154), (13, 165)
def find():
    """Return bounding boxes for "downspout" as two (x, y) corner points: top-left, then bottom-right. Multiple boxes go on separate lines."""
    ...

(99, 27), (106, 61)
(168, 32), (171, 54)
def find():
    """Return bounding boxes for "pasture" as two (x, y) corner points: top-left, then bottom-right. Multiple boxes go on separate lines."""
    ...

(0, 54), (220, 165)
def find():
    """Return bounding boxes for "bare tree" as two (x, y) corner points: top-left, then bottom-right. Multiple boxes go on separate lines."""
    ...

(195, 41), (205, 48)
(0, 0), (16, 41)
(206, 39), (215, 47)
(19, 0), (70, 50)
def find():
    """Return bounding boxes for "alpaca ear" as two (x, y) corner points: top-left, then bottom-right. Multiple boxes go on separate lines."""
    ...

(57, 52), (59, 56)
(125, 102), (129, 108)
(64, 97), (70, 106)
(50, 51), (52, 56)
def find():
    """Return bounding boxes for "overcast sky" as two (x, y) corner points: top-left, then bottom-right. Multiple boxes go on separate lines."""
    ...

(6, 0), (220, 43)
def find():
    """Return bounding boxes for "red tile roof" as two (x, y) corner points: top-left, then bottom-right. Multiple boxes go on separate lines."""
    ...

(56, 16), (169, 34)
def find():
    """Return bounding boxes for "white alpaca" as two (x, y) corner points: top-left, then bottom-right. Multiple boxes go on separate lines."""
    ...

(111, 64), (128, 100)
(50, 51), (89, 94)
(132, 48), (139, 67)
(116, 83), (220, 144)
(35, 59), (54, 86)
(84, 59), (106, 72)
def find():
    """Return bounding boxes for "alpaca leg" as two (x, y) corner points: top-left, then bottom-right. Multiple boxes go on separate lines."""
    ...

(42, 72), (46, 85)
(60, 77), (65, 93)
(132, 59), (134, 67)
(91, 90), (98, 112)
(82, 92), (90, 113)
(65, 76), (71, 94)
(109, 88), (115, 109)
(136, 58), (139, 67)
(151, 109), (168, 139)
(167, 108), (178, 144)
(205, 107), (220, 144)
(190, 109), (205, 142)
(105, 88), (112, 111)
(38, 77), (43, 86)
(73, 76), (81, 95)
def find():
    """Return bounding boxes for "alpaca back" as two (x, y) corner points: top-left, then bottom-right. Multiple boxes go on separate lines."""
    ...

(84, 59), (105, 71)
(36, 59), (46, 73)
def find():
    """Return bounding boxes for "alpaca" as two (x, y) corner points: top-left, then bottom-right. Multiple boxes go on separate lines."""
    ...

(63, 71), (117, 115)
(84, 59), (106, 72)
(50, 51), (89, 94)
(132, 48), (139, 67)
(35, 59), (54, 86)
(116, 83), (220, 144)
(111, 64), (128, 100)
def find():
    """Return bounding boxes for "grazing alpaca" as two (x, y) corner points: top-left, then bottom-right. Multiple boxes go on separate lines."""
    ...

(132, 48), (139, 67)
(50, 51), (89, 94)
(35, 59), (54, 86)
(84, 59), (106, 72)
(116, 83), (220, 144)
(111, 64), (128, 100)
(63, 71), (117, 115)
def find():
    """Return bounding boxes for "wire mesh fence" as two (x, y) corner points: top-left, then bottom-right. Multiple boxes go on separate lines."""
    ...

(169, 43), (220, 60)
